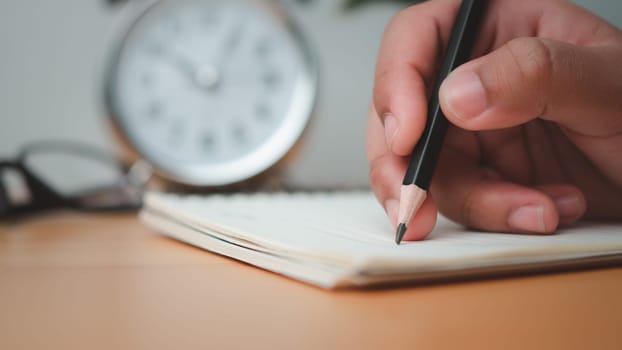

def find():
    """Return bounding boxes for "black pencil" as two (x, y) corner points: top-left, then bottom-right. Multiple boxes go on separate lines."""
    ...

(395, 0), (488, 244)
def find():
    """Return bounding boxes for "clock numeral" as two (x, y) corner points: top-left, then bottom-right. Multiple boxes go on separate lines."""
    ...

(231, 124), (248, 145)
(145, 42), (164, 56)
(254, 39), (271, 58)
(141, 72), (154, 88)
(169, 19), (182, 36)
(202, 12), (219, 28)
(167, 120), (185, 147)
(262, 69), (281, 89)
(201, 132), (216, 154)
(255, 103), (271, 122)
(147, 101), (163, 121)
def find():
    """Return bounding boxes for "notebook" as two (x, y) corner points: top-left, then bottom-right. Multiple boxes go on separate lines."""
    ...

(140, 191), (622, 289)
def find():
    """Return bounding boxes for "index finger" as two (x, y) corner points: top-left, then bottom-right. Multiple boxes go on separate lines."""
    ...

(373, 0), (460, 157)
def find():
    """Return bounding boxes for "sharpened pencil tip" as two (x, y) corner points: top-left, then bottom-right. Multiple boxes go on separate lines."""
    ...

(395, 223), (407, 245)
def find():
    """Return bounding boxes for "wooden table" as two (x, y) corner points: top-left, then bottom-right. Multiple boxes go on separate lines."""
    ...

(1, 213), (621, 349)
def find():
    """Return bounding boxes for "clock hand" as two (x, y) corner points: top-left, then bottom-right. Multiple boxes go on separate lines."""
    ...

(214, 12), (246, 70)
(163, 10), (245, 93)
(171, 54), (199, 83)
(223, 21), (243, 58)
(165, 51), (221, 92)
(161, 10), (246, 92)
(185, 14), (246, 92)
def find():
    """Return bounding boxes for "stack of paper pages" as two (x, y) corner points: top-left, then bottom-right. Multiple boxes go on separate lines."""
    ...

(141, 191), (622, 289)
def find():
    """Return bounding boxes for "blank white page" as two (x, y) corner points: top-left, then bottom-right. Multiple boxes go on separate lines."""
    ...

(143, 191), (622, 274)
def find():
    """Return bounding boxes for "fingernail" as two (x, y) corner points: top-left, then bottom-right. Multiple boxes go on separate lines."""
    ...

(382, 113), (399, 149)
(508, 205), (547, 233)
(384, 198), (399, 228)
(441, 70), (488, 120)
(554, 194), (582, 219)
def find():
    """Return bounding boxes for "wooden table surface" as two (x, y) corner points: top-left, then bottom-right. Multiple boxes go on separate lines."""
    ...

(1, 213), (621, 350)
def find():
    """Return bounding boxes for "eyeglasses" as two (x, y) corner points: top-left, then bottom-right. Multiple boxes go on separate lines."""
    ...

(0, 141), (151, 219)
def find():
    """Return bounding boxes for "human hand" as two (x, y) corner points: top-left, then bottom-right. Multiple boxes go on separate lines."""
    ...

(367, 0), (622, 240)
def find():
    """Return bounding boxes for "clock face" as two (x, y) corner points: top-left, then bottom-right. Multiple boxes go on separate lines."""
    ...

(106, 0), (315, 186)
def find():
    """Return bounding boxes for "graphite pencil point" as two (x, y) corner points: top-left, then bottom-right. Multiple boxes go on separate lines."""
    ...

(395, 223), (407, 245)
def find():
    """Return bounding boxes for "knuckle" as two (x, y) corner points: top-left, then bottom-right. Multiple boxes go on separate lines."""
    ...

(460, 188), (478, 229)
(391, 5), (420, 27)
(372, 69), (390, 103)
(368, 155), (398, 203)
(368, 157), (388, 190)
(391, 7), (410, 24)
(504, 37), (554, 90)
(459, 171), (495, 229)
(382, 2), (429, 47)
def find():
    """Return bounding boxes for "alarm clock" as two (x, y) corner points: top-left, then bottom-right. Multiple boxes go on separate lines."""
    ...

(104, 0), (316, 187)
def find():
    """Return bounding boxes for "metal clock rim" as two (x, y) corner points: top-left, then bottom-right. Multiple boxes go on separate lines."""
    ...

(103, 0), (318, 187)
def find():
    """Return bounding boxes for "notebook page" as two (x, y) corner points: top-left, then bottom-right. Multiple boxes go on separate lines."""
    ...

(144, 191), (622, 271)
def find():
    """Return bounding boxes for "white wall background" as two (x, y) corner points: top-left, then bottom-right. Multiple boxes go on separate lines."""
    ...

(1, 0), (620, 189)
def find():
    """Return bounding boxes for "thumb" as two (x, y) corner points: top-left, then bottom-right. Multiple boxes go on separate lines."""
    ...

(439, 37), (622, 136)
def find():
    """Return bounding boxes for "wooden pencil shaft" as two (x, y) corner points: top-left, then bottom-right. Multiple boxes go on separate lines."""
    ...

(398, 184), (427, 225)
